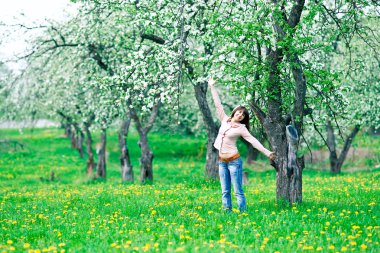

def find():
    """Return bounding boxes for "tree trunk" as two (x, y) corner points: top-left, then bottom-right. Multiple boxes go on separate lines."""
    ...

(128, 100), (160, 184)
(249, 0), (306, 204)
(326, 120), (339, 173)
(138, 131), (153, 184)
(84, 125), (95, 175)
(246, 145), (259, 165)
(76, 130), (84, 159)
(119, 118), (133, 183)
(64, 123), (72, 138)
(258, 47), (304, 204)
(243, 139), (259, 165)
(266, 125), (302, 204)
(96, 129), (107, 179)
(205, 134), (219, 179)
(193, 81), (219, 179)
(336, 125), (360, 171)
(286, 125), (302, 203)
(327, 121), (360, 173)
(70, 131), (77, 149)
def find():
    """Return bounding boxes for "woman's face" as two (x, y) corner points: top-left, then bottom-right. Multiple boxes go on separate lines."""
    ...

(233, 109), (245, 122)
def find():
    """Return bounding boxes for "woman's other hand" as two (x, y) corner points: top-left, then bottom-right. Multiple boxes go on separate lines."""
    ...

(269, 152), (276, 161)
(208, 77), (216, 87)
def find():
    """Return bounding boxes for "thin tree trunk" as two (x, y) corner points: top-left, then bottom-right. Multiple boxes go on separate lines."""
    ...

(96, 129), (107, 179)
(76, 130), (84, 159)
(84, 124), (95, 175)
(70, 131), (77, 149)
(119, 118), (133, 182)
(128, 100), (160, 184)
(336, 125), (360, 171)
(327, 120), (339, 173)
(243, 139), (259, 165)
(327, 121), (360, 173)
(138, 131), (153, 184)
(193, 81), (219, 179)
(64, 123), (72, 138)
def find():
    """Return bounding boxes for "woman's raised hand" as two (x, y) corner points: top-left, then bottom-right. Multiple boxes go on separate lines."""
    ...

(208, 77), (216, 87)
(269, 152), (276, 161)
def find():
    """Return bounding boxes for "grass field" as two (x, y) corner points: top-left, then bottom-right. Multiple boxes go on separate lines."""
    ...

(0, 128), (379, 252)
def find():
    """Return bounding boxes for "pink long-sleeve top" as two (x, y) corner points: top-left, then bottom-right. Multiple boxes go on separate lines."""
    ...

(210, 86), (272, 157)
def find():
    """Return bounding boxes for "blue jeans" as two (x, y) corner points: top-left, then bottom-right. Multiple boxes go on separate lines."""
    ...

(218, 157), (246, 212)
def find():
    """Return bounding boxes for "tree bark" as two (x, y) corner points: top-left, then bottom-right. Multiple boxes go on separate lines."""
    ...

(84, 124), (95, 175)
(96, 129), (107, 179)
(193, 81), (219, 179)
(119, 118), (134, 183)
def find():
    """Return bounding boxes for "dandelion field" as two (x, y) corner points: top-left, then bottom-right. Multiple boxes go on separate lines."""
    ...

(0, 128), (379, 252)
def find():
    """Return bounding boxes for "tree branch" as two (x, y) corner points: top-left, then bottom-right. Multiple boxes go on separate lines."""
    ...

(145, 100), (161, 132)
(287, 0), (305, 28)
(249, 100), (266, 125)
(141, 34), (166, 44)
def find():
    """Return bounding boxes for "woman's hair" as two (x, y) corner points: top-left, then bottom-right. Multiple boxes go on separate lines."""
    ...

(230, 106), (250, 130)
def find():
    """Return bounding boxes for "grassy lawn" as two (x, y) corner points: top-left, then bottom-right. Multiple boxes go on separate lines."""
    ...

(0, 127), (379, 252)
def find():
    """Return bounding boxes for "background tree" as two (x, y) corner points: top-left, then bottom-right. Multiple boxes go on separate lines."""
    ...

(305, 13), (380, 173)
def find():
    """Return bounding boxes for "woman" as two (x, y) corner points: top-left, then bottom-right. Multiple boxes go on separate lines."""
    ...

(208, 77), (275, 212)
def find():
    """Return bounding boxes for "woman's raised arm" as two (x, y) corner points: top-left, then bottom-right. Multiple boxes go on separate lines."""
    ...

(208, 77), (228, 121)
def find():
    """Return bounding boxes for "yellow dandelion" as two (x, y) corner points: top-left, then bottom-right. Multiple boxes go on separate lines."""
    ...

(142, 243), (151, 251)
(341, 246), (348, 251)
(316, 246), (322, 251)
(24, 243), (31, 248)
(175, 247), (184, 252)
(360, 244), (367, 249)
(328, 245), (335, 249)
(7, 240), (13, 245)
